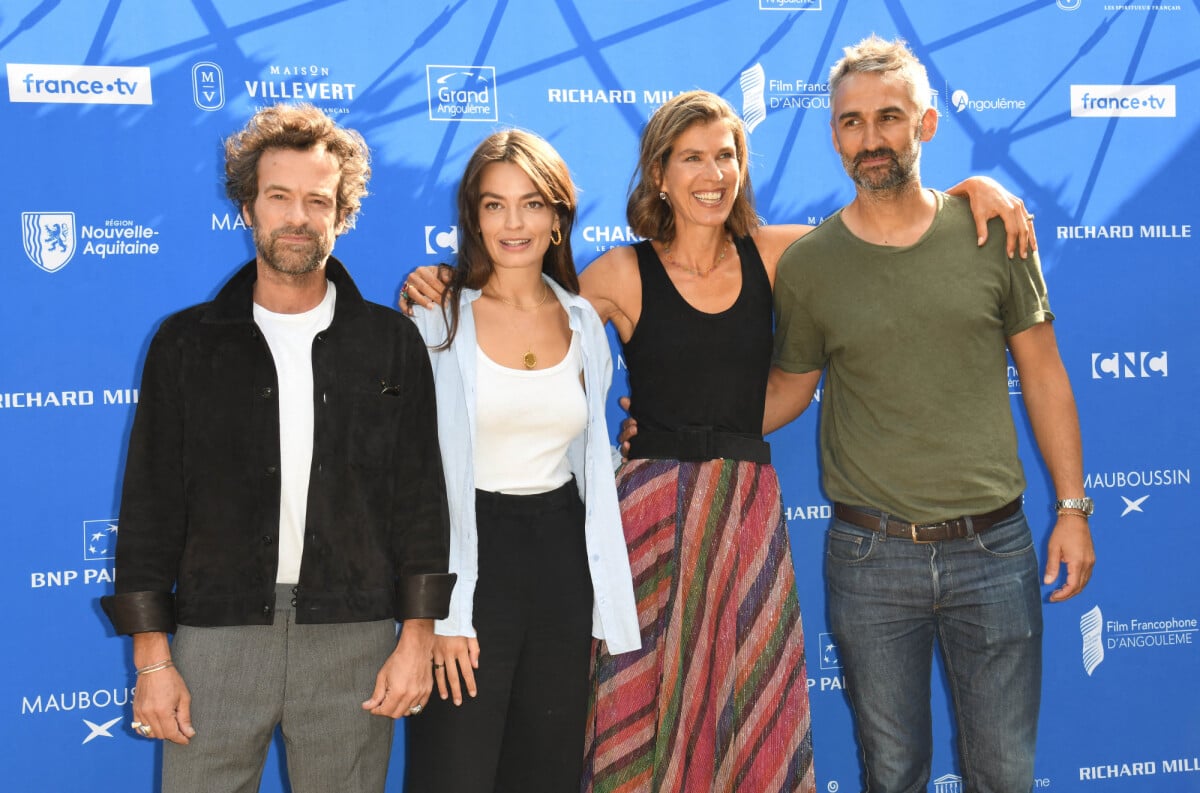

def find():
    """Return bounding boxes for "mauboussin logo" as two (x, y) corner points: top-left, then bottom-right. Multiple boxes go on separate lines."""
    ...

(427, 65), (497, 122)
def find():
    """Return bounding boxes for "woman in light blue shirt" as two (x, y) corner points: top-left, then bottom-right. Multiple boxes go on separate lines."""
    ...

(404, 130), (639, 793)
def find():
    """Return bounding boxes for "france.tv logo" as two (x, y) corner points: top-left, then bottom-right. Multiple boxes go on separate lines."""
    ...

(427, 65), (498, 122)
(22, 211), (76, 273)
(7, 63), (152, 105)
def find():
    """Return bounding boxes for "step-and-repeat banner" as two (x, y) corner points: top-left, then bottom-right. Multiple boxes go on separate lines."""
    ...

(3, 2), (1197, 791)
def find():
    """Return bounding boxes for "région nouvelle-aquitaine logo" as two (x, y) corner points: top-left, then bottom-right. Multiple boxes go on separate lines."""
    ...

(22, 212), (76, 273)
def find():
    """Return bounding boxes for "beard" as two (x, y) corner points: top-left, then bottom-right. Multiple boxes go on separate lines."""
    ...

(843, 135), (921, 193)
(253, 224), (331, 276)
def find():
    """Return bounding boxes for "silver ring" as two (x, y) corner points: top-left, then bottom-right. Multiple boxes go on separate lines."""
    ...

(132, 721), (153, 737)
(408, 704), (424, 715)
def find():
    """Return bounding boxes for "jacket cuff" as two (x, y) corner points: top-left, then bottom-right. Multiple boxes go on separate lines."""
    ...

(395, 573), (457, 620)
(100, 591), (177, 635)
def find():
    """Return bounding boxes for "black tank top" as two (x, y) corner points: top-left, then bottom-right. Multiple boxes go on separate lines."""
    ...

(621, 236), (773, 437)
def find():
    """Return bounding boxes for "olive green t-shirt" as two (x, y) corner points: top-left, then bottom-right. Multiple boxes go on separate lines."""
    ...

(772, 191), (1053, 523)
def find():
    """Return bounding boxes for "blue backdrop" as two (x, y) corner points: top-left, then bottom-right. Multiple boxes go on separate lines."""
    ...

(2, 1), (1197, 791)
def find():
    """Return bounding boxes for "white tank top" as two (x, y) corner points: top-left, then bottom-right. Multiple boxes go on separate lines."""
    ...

(473, 332), (586, 494)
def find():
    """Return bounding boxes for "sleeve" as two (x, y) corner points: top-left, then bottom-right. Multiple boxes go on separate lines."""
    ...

(390, 320), (456, 621)
(1002, 246), (1055, 337)
(771, 250), (826, 374)
(99, 321), (186, 635)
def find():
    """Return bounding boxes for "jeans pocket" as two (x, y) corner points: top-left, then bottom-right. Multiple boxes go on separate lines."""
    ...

(974, 510), (1035, 558)
(826, 522), (879, 564)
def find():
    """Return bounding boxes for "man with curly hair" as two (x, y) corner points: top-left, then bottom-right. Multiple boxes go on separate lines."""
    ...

(101, 103), (454, 793)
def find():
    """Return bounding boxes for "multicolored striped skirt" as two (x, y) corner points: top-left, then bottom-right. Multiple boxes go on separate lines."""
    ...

(583, 457), (815, 793)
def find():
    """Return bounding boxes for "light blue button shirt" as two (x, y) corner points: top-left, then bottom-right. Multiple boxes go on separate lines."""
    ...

(409, 276), (641, 654)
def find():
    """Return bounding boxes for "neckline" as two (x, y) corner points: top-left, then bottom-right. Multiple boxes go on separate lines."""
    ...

(476, 331), (578, 374)
(648, 237), (745, 318)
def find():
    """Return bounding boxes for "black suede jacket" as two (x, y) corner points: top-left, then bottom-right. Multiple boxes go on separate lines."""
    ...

(100, 258), (454, 634)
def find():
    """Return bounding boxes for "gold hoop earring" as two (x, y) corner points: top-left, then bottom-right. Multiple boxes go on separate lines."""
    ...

(550, 227), (562, 246)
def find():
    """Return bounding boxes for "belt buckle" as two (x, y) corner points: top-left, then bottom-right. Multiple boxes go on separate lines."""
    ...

(909, 521), (946, 543)
(677, 426), (713, 461)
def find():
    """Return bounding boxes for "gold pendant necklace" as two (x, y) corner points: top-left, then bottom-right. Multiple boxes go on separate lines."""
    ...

(482, 283), (551, 369)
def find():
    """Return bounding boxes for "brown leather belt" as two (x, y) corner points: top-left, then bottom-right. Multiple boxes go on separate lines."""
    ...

(833, 498), (1022, 543)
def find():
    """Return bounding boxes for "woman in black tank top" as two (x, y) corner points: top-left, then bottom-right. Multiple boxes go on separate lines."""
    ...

(578, 91), (819, 793)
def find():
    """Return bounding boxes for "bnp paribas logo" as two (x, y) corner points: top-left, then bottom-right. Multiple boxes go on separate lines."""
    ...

(22, 211), (76, 273)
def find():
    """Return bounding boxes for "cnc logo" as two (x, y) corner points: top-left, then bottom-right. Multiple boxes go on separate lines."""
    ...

(424, 225), (459, 256)
(1091, 351), (1167, 379)
(427, 65), (498, 122)
(84, 519), (118, 561)
(1071, 85), (1176, 118)
(933, 775), (963, 793)
(192, 61), (224, 111)
(7, 63), (153, 104)
(22, 212), (76, 272)
(739, 63), (829, 133)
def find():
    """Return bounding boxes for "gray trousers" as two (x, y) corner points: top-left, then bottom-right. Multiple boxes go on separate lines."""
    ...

(162, 586), (398, 793)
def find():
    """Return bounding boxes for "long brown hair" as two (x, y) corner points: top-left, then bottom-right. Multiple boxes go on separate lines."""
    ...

(438, 129), (579, 349)
(627, 90), (757, 244)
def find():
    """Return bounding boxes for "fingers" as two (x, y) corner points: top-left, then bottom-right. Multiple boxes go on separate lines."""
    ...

(433, 659), (449, 700)
(409, 265), (449, 309)
(1044, 521), (1095, 602)
(974, 213), (991, 253)
(360, 671), (389, 712)
(132, 669), (193, 744)
(1042, 541), (1062, 587)
(1049, 561), (1084, 602)
(175, 695), (197, 739)
(362, 651), (433, 719)
(440, 638), (478, 705)
(457, 655), (478, 702)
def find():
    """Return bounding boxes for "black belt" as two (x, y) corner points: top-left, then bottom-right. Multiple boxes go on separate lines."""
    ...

(627, 428), (771, 464)
(833, 498), (1022, 543)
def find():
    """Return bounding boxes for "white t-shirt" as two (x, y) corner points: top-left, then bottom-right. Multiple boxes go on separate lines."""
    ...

(473, 332), (586, 494)
(252, 281), (336, 584)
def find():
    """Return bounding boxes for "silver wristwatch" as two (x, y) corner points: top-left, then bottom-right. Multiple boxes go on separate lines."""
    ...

(1054, 497), (1094, 516)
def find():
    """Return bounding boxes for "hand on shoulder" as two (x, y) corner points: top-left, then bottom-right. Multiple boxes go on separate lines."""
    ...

(752, 224), (816, 285)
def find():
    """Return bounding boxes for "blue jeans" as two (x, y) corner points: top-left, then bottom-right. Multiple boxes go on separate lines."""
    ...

(826, 509), (1042, 793)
